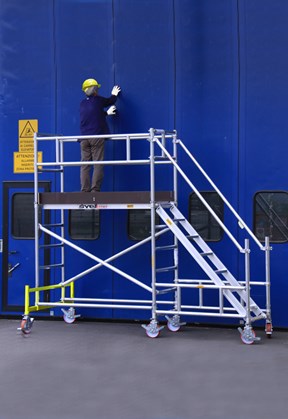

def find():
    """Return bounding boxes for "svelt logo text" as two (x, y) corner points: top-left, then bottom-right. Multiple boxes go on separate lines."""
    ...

(78, 204), (97, 209)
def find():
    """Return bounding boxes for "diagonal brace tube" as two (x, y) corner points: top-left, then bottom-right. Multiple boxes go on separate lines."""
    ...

(61, 227), (170, 286)
(39, 224), (153, 292)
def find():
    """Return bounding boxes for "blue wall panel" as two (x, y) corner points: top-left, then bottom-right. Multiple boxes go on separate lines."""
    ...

(0, 1), (56, 313)
(113, 0), (175, 192)
(173, 1), (241, 319)
(53, 0), (116, 317)
(114, 0), (175, 133)
(238, 1), (288, 326)
(0, 0), (287, 326)
(111, 0), (176, 318)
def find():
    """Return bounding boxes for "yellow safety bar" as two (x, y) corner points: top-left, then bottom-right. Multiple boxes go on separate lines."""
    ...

(24, 282), (74, 315)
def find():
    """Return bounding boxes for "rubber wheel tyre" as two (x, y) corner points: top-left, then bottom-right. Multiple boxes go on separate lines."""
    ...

(21, 319), (32, 335)
(240, 329), (256, 345)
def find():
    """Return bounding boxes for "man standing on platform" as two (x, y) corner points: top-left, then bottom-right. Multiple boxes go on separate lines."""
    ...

(79, 78), (121, 192)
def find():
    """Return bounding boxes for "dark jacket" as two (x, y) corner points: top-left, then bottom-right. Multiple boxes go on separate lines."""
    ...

(79, 94), (117, 137)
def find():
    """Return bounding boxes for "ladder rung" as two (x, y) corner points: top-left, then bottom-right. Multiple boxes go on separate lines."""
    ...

(38, 168), (64, 173)
(173, 218), (185, 222)
(42, 223), (64, 228)
(200, 251), (213, 256)
(39, 243), (64, 249)
(156, 265), (177, 273)
(215, 269), (227, 274)
(155, 224), (168, 230)
(156, 287), (177, 294)
(155, 245), (177, 251)
(178, 279), (206, 283)
(154, 155), (169, 160)
(186, 234), (199, 239)
(40, 263), (64, 270)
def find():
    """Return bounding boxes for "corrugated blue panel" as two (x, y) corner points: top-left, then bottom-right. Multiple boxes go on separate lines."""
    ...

(53, 0), (116, 317)
(239, 0), (288, 191)
(0, 0), (287, 326)
(238, 0), (288, 326)
(0, 1), (56, 314)
(0, 1), (56, 164)
(111, 0), (176, 320)
(173, 1), (241, 322)
(112, 0), (175, 194)
(175, 0), (239, 190)
(114, 0), (175, 133)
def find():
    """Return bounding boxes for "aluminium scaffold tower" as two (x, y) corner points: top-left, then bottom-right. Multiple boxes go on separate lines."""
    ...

(19, 128), (273, 344)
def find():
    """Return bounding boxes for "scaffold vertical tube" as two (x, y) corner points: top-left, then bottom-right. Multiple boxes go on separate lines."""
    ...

(24, 285), (30, 315)
(70, 281), (75, 300)
(149, 128), (157, 322)
(244, 239), (251, 326)
(172, 132), (180, 311)
(265, 236), (272, 320)
(59, 139), (66, 289)
(34, 133), (40, 305)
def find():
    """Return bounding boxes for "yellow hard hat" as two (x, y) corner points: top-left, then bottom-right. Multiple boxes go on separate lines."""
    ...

(82, 78), (101, 91)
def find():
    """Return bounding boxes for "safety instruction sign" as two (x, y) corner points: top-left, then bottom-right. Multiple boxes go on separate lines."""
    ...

(19, 119), (38, 139)
(14, 119), (42, 173)
(14, 152), (42, 173)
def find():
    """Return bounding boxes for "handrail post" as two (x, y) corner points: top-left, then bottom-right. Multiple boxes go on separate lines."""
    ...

(172, 131), (180, 312)
(59, 139), (65, 293)
(126, 135), (131, 161)
(34, 133), (40, 306)
(161, 131), (165, 158)
(172, 131), (178, 205)
(244, 239), (251, 326)
(149, 128), (157, 322)
(265, 236), (272, 321)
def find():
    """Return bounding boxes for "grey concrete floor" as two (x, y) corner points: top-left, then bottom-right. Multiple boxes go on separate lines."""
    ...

(0, 319), (288, 419)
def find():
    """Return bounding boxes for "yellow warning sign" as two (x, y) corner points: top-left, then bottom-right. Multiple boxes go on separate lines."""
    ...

(14, 119), (39, 173)
(19, 138), (34, 152)
(18, 119), (38, 139)
(13, 152), (42, 173)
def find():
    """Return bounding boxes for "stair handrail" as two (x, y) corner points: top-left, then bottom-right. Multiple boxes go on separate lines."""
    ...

(177, 139), (265, 251)
(153, 136), (265, 252)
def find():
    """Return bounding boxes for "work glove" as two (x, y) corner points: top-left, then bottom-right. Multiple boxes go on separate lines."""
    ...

(107, 105), (116, 115)
(111, 85), (121, 96)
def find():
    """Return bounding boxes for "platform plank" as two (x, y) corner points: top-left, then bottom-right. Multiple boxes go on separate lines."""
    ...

(39, 191), (174, 205)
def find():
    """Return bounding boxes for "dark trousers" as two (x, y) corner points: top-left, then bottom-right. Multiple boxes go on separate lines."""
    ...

(80, 138), (105, 192)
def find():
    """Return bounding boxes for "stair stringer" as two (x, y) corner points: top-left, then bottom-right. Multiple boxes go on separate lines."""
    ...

(156, 205), (247, 317)
(169, 205), (266, 319)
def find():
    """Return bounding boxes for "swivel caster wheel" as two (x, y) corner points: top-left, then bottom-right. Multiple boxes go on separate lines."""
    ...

(165, 315), (186, 332)
(238, 326), (260, 345)
(141, 320), (164, 339)
(145, 328), (160, 339)
(18, 315), (34, 335)
(62, 307), (79, 324)
(265, 322), (273, 338)
(167, 322), (180, 332)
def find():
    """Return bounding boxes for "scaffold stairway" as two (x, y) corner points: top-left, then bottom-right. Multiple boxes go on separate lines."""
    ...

(156, 204), (265, 318)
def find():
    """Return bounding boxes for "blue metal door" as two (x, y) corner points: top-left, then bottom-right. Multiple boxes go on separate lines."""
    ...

(2, 181), (51, 314)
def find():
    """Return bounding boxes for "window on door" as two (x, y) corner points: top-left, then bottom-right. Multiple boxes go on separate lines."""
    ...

(188, 192), (224, 241)
(69, 209), (100, 240)
(254, 191), (288, 243)
(128, 209), (160, 241)
(12, 193), (42, 239)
